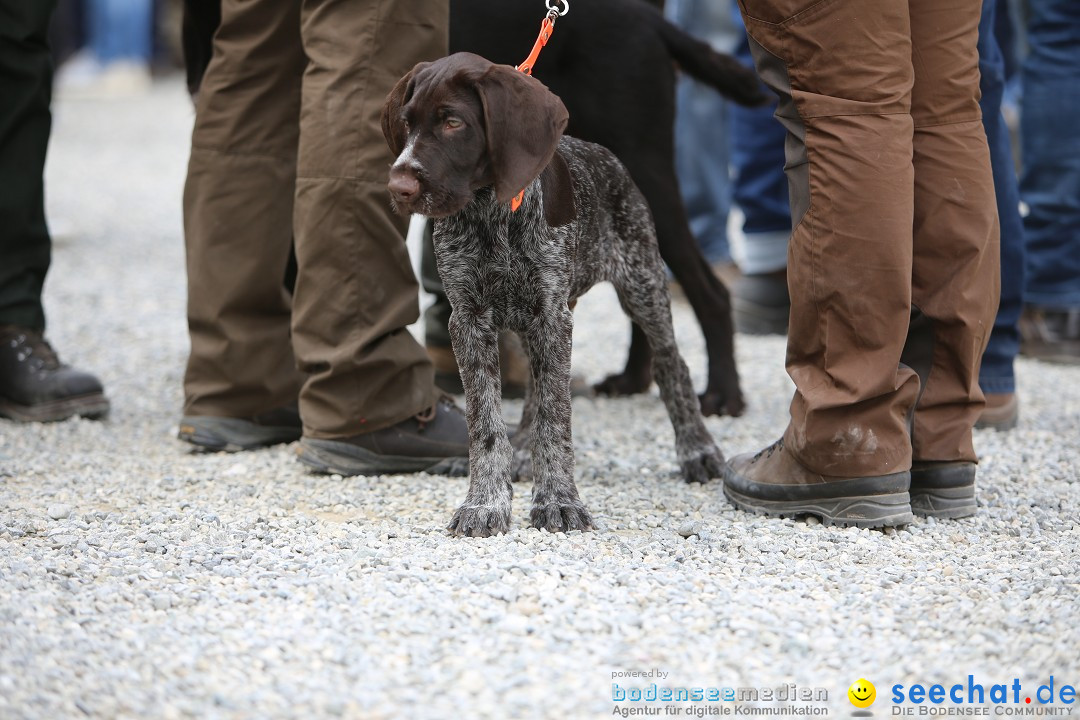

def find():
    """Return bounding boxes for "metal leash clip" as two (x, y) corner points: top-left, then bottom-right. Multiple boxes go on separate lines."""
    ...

(545, 0), (569, 20)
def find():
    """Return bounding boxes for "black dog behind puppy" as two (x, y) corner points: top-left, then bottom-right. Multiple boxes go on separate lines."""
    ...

(382, 53), (725, 537)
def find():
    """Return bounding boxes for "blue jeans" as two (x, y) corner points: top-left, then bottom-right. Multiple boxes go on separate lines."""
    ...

(728, 7), (790, 274)
(89, 0), (153, 64)
(979, 0), (1026, 396)
(1020, 0), (1080, 308)
(668, 0), (739, 265)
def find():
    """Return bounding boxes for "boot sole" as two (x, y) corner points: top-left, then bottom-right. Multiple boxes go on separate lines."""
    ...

(723, 485), (913, 529)
(0, 393), (109, 423)
(909, 486), (976, 519)
(177, 416), (301, 453)
(910, 462), (977, 519)
(297, 438), (468, 477)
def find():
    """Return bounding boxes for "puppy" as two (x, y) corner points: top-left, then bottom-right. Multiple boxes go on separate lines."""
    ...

(382, 53), (725, 537)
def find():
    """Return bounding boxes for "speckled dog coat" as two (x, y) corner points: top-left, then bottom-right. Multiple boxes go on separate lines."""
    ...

(383, 53), (725, 537)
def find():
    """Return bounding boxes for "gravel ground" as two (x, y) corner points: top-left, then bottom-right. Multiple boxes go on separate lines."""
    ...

(1, 79), (1078, 720)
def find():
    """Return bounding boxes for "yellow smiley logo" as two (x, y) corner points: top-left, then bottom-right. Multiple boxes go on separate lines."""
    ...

(848, 679), (876, 708)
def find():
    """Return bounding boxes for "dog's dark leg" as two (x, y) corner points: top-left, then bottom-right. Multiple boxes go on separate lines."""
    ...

(613, 270), (726, 484)
(593, 323), (653, 397)
(623, 160), (746, 419)
(446, 310), (515, 537)
(523, 308), (594, 532)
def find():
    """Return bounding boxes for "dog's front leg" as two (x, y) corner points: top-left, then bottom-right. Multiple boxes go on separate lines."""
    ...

(446, 310), (515, 537)
(524, 308), (594, 532)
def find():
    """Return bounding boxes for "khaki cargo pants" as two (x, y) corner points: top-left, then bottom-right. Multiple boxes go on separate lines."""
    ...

(183, 0), (447, 438)
(736, 0), (1001, 475)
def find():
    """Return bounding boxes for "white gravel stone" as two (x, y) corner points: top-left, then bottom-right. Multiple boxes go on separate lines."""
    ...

(46, 504), (72, 520)
(0, 77), (1076, 720)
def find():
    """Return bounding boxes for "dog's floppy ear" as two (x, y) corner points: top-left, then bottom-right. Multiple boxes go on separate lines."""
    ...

(381, 61), (429, 156)
(540, 150), (577, 227)
(475, 65), (569, 204)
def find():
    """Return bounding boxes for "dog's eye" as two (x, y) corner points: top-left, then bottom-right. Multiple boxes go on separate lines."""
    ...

(445, 118), (463, 130)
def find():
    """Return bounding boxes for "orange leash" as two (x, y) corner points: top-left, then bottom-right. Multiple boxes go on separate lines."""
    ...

(510, 1), (569, 212)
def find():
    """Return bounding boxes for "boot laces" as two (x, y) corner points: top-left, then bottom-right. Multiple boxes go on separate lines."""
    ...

(415, 395), (456, 431)
(1, 327), (61, 370)
(753, 437), (784, 462)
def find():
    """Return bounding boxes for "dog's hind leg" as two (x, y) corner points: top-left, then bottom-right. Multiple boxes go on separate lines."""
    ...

(522, 307), (594, 532)
(446, 309), (515, 537)
(612, 269), (726, 484)
(593, 323), (654, 397)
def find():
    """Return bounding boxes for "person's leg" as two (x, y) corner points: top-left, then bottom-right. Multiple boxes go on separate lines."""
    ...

(0, 0), (109, 422)
(1018, 0), (1080, 363)
(724, 0), (920, 528)
(291, 0), (447, 438)
(976, 0), (1025, 430)
(667, 0), (736, 267)
(94, 0), (152, 63)
(181, 0), (307, 445)
(728, 9), (792, 334)
(0, 0), (55, 332)
(907, 0), (1000, 516)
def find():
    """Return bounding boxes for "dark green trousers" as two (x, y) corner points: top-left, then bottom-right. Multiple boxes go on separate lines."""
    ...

(0, 0), (56, 331)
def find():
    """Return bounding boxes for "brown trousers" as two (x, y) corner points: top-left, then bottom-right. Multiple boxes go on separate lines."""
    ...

(183, 0), (447, 438)
(736, 0), (1000, 476)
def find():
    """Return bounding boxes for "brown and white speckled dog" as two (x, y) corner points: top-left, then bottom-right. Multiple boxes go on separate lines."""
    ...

(382, 53), (725, 537)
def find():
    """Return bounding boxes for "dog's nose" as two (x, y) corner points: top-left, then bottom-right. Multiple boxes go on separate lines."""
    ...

(388, 168), (420, 201)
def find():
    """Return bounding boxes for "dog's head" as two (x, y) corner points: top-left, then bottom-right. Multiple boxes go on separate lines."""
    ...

(382, 52), (573, 224)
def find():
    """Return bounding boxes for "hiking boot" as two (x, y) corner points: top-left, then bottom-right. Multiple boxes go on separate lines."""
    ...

(0, 325), (109, 422)
(429, 333), (592, 399)
(1019, 306), (1080, 364)
(178, 405), (302, 452)
(297, 396), (469, 476)
(722, 437), (913, 528)
(974, 392), (1018, 431)
(733, 271), (789, 335)
(909, 461), (976, 519)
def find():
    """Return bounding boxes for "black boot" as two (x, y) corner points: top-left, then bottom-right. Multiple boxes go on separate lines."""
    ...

(0, 325), (109, 422)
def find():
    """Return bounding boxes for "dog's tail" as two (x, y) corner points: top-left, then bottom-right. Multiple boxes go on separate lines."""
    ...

(649, 8), (769, 107)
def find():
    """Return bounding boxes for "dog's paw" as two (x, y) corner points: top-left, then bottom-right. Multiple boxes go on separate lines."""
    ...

(699, 389), (746, 418)
(594, 370), (651, 397)
(680, 448), (726, 484)
(448, 504), (512, 538)
(530, 501), (594, 533)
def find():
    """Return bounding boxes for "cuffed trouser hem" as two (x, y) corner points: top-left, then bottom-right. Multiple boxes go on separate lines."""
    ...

(978, 375), (1016, 395)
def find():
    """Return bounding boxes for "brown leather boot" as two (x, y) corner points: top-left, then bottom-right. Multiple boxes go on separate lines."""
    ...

(974, 392), (1018, 431)
(722, 437), (913, 528)
(1019, 306), (1080, 364)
